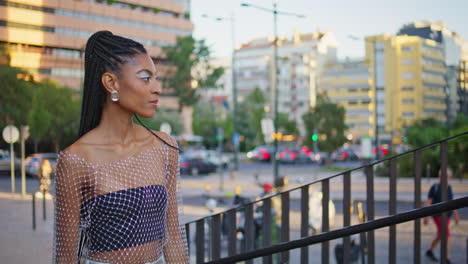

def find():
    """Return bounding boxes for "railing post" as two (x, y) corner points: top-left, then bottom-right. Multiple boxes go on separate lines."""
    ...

(343, 172), (351, 264)
(322, 179), (330, 264)
(196, 219), (205, 264)
(281, 192), (290, 263)
(32, 193), (36, 231)
(227, 209), (237, 257)
(414, 150), (422, 264)
(389, 158), (398, 264)
(366, 165), (375, 264)
(185, 223), (190, 255)
(245, 204), (255, 264)
(301, 185), (309, 264)
(43, 190), (46, 221)
(262, 197), (272, 264)
(211, 214), (221, 261)
(440, 141), (448, 263)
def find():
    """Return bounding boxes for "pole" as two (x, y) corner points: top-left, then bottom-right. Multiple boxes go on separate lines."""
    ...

(21, 130), (26, 196)
(10, 142), (15, 193)
(372, 40), (379, 161)
(273, 3), (280, 181)
(231, 15), (239, 172)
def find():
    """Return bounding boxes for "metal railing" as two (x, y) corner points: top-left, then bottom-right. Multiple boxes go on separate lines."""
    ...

(185, 132), (468, 264)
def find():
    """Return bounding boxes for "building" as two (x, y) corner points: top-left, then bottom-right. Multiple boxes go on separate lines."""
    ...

(234, 30), (338, 136)
(398, 21), (465, 122)
(319, 59), (372, 140)
(0, 0), (193, 109)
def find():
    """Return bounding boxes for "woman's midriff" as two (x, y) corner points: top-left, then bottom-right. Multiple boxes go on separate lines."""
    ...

(87, 240), (164, 264)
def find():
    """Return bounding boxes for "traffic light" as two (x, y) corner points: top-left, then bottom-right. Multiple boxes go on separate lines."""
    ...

(312, 133), (318, 142)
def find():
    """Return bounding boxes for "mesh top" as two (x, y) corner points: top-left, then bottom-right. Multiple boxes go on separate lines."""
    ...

(52, 133), (188, 264)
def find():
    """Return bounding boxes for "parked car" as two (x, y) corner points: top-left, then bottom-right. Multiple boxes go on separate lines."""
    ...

(0, 150), (21, 173)
(179, 155), (217, 176)
(246, 145), (274, 162)
(332, 148), (359, 162)
(25, 153), (58, 177)
(184, 150), (230, 169)
(278, 146), (313, 164)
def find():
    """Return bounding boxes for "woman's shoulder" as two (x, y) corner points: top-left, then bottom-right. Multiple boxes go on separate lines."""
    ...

(148, 129), (178, 149)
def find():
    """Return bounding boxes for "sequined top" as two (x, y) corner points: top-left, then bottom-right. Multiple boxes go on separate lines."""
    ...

(52, 133), (188, 264)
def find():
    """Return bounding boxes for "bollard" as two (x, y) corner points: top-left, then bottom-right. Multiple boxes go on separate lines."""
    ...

(43, 190), (46, 221)
(32, 193), (36, 230)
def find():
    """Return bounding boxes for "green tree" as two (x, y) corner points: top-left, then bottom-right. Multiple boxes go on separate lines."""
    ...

(162, 36), (224, 111)
(302, 94), (348, 164)
(0, 65), (35, 128)
(28, 79), (81, 151)
(192, 101), (222, 148)
(278, 112), (299, 135)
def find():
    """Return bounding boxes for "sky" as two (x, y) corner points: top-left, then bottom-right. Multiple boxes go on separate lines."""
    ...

(191, 0), (468, 60)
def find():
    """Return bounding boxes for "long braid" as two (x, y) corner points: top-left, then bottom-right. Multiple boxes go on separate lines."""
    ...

(78, 31), (146, 137)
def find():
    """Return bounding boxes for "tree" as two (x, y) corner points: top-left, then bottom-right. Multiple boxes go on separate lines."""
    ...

(302, 94), (348, 164)
(0, 65), (35, 128)
(28, 79), (81, 151)
(278, 112), (299, 135)
(162, 36), (224, 111)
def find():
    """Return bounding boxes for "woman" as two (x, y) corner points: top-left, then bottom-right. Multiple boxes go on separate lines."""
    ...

(53, 31), (188, 264)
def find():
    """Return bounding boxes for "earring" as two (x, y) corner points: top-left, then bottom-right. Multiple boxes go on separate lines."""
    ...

(111, 90), (119, 102)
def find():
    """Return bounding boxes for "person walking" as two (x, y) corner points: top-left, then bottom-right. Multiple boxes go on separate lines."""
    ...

(424, 168), (460, 264)
(38, 158), (52, 194)
(53, 31), (188, 264)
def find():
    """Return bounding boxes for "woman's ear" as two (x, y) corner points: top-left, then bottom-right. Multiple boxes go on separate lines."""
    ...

(101, 72), (119, 93)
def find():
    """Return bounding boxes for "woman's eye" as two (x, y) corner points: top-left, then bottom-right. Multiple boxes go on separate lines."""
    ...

(140, 76), (151, 81)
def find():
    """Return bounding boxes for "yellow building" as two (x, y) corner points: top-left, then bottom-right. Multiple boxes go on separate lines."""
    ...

(319, 60), (373, 140)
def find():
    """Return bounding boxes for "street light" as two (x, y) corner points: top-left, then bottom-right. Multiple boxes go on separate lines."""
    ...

(241, 2), (305, 181)
(201, 13), (240, 171)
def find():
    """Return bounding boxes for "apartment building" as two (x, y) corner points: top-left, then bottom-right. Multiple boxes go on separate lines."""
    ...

(234, 30), (338, 135)
(0, 0), (193, 112)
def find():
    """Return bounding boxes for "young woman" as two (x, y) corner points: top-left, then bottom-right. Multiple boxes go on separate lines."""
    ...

(53, 31), (188, 264)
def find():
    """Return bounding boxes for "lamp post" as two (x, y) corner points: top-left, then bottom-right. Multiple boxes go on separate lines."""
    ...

(348, 35), (380, 160)
(241, 2), (305, 181)
(201, 13), (240, 171)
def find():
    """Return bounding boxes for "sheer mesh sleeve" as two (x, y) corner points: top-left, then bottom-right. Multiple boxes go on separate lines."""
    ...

(163, 135), (189, 263)
(53, 154), (82, 264)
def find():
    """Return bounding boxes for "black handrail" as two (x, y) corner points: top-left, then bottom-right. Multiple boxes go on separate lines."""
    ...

(205, 197), (468, 264)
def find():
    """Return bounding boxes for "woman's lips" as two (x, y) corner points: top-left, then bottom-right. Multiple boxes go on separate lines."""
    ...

(149, 100), (158, 107)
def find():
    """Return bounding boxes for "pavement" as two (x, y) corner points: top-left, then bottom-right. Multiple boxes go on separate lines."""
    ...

(0, 166), (467, 263)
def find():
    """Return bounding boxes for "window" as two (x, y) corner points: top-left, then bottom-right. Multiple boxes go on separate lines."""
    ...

(402, 72), (415, 79)
(402, 99), (415, 104)
(401, 59), (415, 65)
(401, 46), (414, 52)
(401, 86), (415, 91)
(402, 112), (415, 118)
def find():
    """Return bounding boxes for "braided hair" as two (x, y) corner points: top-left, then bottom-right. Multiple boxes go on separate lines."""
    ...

(78, 31), (177, 150)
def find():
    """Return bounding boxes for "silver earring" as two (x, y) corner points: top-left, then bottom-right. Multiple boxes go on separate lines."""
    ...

(111, 90), (119, 102)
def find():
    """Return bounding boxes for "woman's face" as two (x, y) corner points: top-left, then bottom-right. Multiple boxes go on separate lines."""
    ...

(114, 53), (162, 118)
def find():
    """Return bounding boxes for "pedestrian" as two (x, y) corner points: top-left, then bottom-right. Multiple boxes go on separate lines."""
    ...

(424, 167), (460, 264)
(53, 31), (188, 264)
(38, 158), (52, 194)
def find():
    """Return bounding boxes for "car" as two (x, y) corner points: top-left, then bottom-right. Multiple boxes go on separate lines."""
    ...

(0, 150), (21, 173)
(179, 154), (217, 176)
(278, 146), (313, 164)
(246, 145), (274, 162)
(184, 150), (230, 169)
(25, 153), (58, 177)
(332, 148), (359, 162)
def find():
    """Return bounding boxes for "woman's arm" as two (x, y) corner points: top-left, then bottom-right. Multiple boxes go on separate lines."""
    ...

(163, 136), (189, 264)
(53, 155), (82, 264)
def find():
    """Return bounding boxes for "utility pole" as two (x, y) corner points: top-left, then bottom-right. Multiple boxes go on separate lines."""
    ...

(241, 2), (305, 181)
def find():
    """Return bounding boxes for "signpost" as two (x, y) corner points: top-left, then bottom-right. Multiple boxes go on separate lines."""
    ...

(261, 118), (274, 143)
(3, 125), (20, 193)
(21, 126), (29, 196)
(160, 122), (172, 135)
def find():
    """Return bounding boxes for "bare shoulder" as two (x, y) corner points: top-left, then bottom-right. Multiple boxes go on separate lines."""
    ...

(150, 130), (178, 148)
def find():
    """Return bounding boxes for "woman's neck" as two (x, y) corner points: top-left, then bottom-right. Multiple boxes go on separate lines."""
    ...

(96, 101), (137, 146)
